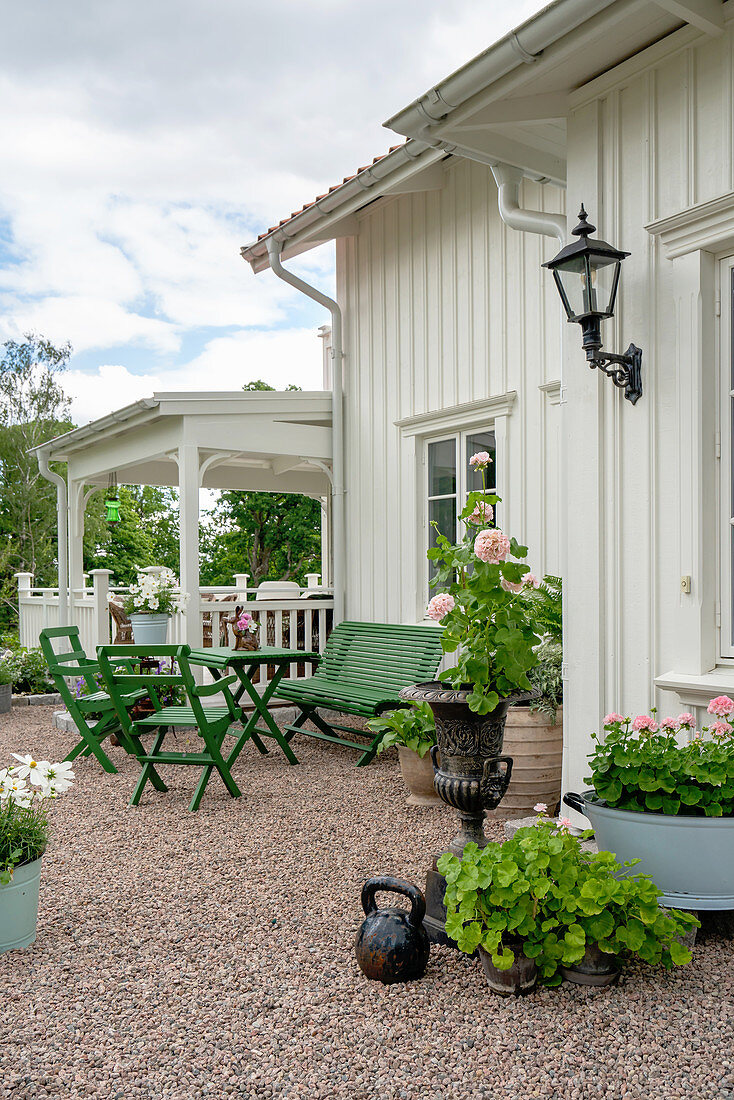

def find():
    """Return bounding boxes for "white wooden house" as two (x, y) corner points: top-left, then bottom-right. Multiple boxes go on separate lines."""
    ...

(32, 0), (734, 792)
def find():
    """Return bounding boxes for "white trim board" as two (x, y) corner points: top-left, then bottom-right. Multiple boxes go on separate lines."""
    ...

(646, 191), (734, 258)
(395, 392), (516, 437)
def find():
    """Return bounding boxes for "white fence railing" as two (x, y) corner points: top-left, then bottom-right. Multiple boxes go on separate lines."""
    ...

(15, 571), (334, 690)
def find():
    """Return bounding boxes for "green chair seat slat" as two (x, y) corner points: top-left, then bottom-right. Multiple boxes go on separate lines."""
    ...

(135, 706), (233, 726)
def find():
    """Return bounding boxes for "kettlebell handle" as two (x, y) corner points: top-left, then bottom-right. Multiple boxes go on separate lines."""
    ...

(360, 876), (426, 928)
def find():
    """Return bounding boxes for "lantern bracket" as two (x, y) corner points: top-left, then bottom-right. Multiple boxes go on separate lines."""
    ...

(588, 343), (643, 405)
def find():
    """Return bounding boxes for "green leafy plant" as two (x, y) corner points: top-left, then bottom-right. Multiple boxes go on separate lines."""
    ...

(369, 702), (437, 758)
(523, 574), (562, 643)
(588, 700), (734, 817)
(0, 645), (53, 695)
(526, 639), (563, 723)
(437, 814), (696, 986)
(0, 755), (75, 883)
(427, 453), (541, 714)
(122, 569), (188, 616)
(0, 661), (11, 686)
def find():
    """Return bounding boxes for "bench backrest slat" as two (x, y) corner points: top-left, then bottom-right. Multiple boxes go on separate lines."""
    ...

(309, 621), (442, 701)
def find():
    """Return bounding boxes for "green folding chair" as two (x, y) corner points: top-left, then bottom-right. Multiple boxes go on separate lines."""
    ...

(97, 644), (246, 813)
(39, 626), (143, 774)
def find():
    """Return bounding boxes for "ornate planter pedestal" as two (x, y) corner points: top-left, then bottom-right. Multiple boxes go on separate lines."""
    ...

(399, 682), (528, 945)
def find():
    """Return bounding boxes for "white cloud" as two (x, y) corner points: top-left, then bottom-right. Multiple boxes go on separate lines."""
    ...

(64, 326), (324, 425)
(0, 0), (548, 386)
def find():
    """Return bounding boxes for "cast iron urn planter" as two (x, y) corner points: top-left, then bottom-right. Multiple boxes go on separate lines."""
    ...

(399, 682), (529, 944)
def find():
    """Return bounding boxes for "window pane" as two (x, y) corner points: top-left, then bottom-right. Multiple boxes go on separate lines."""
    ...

(466, 430), (496, 492)
(429, 497), (456, 584)
(428, 439), (456, 497)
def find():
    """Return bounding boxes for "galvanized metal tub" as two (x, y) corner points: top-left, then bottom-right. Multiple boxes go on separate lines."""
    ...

(0, 856), (42, 952)
(565, 790), (734, 910)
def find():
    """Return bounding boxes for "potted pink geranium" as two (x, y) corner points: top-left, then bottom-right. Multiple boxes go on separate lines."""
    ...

(565, 697), (734, 910)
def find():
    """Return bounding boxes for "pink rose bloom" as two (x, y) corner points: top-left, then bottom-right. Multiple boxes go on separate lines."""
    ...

(467, 501), (494, 525)
(501, 578), (524, 594)
(469, 451), (492, 468)
(474, 528), (511, 563)
(523, 573), (541, 589)
(427, 593), (455, 621)
(659, 717), (679, 731)
(557, 817), (573, 833)
(707, 695), (734, 717)
(677, 713), (695, 726)
(711, 720), (732, 738)
(603, 712), (625, 725)
(632, 715), (659, 733)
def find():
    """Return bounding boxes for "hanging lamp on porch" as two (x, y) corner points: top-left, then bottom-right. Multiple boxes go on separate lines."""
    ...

(105, 473), (121, 524)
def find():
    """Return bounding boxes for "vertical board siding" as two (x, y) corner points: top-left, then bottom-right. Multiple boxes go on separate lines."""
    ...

(339, 158), (564, 622)
(563, 26), (734, 789)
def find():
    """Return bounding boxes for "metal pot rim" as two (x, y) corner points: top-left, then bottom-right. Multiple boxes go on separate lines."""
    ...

(399, 681), (533, 707)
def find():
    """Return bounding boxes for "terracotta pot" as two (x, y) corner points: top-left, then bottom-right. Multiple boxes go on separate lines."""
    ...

(478, 943), (537, 996)
(486, 705), (563, 821)
(561, 941), (620, 986)
(397, 746), (442, 807)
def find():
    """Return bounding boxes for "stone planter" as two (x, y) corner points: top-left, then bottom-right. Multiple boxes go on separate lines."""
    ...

(487, 705), (563, 821)
(0, 857), (42, 953)
(397, 746), (442, 807)
(128, 613), (170, 645)
(478, 943), (537, 996)
(565, 790), (734, 910)
(561, 941), (620, 986)
(0, 683), (11, 714)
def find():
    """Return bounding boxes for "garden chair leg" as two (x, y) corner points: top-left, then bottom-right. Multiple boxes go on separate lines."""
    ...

(129, 729), (170, 805)
(188, 733), (241, 813)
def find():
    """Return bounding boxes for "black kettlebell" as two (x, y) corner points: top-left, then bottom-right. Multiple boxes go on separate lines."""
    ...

(354, 877), (430, 984)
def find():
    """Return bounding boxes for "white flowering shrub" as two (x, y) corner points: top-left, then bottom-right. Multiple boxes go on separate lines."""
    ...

(122, 568), (189, 616)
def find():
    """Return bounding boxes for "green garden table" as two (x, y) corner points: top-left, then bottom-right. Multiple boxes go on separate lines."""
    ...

(188, 646), (319, 766)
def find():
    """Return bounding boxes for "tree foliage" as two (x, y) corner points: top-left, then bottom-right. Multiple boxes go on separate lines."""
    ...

(0, 335), (73, 628)
(84, 485), (180, 584)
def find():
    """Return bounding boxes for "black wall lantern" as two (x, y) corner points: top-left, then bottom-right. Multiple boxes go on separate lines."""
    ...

(543, 205), (643, 405)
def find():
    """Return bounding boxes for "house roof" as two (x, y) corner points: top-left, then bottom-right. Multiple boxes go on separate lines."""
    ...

(243, 0), (725, 272)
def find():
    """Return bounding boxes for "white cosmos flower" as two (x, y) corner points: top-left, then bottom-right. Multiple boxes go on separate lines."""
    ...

(42, 762), (75, 793)
(11, 754), (52, 786)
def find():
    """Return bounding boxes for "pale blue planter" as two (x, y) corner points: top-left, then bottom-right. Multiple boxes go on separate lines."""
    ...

(128, 613), (170, 645)
(0, 857), (42, 953)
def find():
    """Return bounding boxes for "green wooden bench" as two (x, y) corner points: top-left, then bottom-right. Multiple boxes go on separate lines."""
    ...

(274, 621), (444, 766)
(39, 626), (144, 773)
(98, 644), (245, 813)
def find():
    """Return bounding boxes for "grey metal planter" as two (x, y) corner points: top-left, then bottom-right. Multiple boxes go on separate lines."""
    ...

(565, 790), (734, 910)
(0, 683), (11, 714)
(0, 857), (42, 953)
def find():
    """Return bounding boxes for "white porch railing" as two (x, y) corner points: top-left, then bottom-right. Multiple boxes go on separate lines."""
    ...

(15, 571), (334, 688)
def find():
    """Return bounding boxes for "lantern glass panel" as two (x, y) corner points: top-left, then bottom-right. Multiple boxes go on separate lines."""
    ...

(587, 255), (621, 317)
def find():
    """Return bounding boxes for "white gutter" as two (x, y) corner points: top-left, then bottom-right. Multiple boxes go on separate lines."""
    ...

(265, 238), (345, 625)
(384, 0), (623, 140)
(490, 164), (566, 244)
(30, 396), (159, 459)
(37, 451), (69, 625)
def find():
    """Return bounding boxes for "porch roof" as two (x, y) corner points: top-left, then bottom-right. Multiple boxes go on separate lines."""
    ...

(33, 390), (333, 498)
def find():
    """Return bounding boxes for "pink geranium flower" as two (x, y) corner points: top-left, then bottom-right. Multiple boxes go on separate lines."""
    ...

(710, 720), (732, 738)
(474, 528), (511, 563)
(632, 715), (659, 734)
(501, 578), (524, 594)
(523, 573), (541, 589)
(677, 713), (695, 726)
(469, 451), (492, 468)
(533, 802), (547, 814)
(707, 695), (734, 718)
(557, 817), (573, 833)
(659, 717), (679, 731)
(603, 712), (625, 725)
(427, 593), (455, 622)
(467, 501), (494, 525)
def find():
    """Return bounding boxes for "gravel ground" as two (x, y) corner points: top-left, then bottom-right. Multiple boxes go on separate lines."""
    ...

(1, 706), (733, 1100)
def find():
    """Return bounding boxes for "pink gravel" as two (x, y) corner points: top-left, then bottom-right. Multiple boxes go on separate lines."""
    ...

(1, 706), (733, 1100)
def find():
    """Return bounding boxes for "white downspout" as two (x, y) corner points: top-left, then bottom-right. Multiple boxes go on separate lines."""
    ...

(490, 164), (566, 245)
(37, 450), (69, 625)
(265, 237), (345, 625)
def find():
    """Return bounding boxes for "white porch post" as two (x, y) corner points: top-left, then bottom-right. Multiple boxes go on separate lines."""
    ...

(320, 496), (331, 587)
(178, 443), (202, 649)
(68, 480), (86, 597)
(233, 574), (249, 599)
(89, 569), (113, 647)
(15, 573), (33, 649)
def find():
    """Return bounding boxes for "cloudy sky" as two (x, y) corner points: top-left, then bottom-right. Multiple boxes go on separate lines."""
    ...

(0, 0), (546, 425)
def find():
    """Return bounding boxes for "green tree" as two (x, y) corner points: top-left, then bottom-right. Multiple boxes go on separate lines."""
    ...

(84, 485), (180, 584)
(200, 379), (321, 585)
(0, 335), (73, 629)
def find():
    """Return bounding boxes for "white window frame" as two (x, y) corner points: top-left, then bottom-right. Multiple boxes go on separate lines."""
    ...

(422, 422), (504, 608)
(719, 254), (734, 660)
